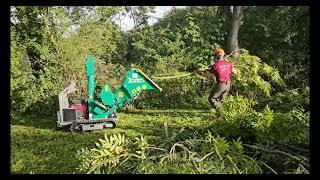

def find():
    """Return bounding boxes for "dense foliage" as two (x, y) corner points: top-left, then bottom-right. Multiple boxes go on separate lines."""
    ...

(75, 95), (309, 174)
(11, 6), (309, 174)
(10, 6), (127, 116)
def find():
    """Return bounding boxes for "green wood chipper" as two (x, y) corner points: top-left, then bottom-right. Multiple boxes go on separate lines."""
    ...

(56, 55), (162, 132)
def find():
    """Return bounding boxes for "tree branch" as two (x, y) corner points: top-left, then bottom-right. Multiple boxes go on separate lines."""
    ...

(243, 144), (309, 167)
(276, 143), (309, 153)
(259, 161), (277, 174)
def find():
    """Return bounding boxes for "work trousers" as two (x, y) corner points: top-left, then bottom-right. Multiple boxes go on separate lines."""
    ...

(208, 81), (231, 108)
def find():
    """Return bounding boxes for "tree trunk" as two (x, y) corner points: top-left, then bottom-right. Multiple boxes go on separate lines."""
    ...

(226, 6), (243, 57)
(221, 6), (232, 33)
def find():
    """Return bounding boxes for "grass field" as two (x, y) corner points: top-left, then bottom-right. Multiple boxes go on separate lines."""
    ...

(11, 109), (218, 174)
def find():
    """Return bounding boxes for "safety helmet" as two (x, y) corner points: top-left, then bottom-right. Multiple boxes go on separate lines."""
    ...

(214, 48), (225, 56)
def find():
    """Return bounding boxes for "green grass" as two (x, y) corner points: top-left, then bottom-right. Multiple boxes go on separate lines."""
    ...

(11, 109), (217, 174)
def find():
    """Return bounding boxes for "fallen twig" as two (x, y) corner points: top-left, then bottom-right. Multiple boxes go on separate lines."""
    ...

(259, 161), (277, 174)
(146, 146), (168, 152)
(191, 159), (201, 174)
(243, 144), (309, 167)
(195, 151), (215, 163)
(226, 155), (242, 174)
(276, 143), (309, 153)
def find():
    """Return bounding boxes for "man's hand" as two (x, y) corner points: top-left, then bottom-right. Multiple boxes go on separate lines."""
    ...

(196, 68), (210, 74)
(231, 67), (238, 75)
(196, 69), (204, 75)
(196, 68), (214, 79)
(232, 68), (241, 81)
(206, 73), (214, 78)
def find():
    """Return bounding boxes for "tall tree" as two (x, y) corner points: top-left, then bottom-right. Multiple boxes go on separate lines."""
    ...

(124, 6), (156, 28)
(219, 6), (244, 56)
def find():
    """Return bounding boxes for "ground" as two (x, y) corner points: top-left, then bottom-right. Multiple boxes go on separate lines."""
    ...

(11, 109), (216, 174)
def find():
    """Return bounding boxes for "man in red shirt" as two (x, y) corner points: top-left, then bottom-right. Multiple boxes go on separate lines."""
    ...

(197, 48), (237, 108)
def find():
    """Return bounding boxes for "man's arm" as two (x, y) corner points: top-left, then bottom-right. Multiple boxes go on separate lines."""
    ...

(196, 67), (215, 78)
(196, 67), (211, 75)
(231, 63), (238, 75)
(231, 67), (237, 75)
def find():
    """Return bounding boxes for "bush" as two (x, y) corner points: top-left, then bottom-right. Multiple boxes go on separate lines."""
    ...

(256, 108), (309, 145)
(76, 134), (127, 174)
(213, 95), (309, 147)
(76, 132), (262, 174)
(258, 87), (310, 112)
(229, 49), (285, 98)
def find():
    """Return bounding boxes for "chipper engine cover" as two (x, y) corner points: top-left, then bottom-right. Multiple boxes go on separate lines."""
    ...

(56, 55), (162, 132)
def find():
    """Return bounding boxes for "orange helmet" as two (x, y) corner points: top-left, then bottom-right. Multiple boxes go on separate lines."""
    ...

(214, 48), (225, 56)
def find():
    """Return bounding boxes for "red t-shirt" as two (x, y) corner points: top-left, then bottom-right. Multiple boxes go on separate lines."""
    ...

(210, 60), (234, 82)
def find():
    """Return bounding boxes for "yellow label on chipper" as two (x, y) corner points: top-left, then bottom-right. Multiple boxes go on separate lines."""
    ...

(142, 84), (147, 90)
(137, 86), (141, 91)
(132, 89), (137, 94)
(118, 92), (123, 98)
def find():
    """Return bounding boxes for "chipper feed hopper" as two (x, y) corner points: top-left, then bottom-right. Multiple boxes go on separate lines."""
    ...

(57, 55), (162, 132)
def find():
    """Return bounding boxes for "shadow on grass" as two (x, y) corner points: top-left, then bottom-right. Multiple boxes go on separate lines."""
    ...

(11, 93), (60, 130)
(122, 109), (213, 118)
(11, 114), (57, 130)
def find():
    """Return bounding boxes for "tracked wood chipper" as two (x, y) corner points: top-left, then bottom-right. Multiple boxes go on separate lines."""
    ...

(56, 55), (162, 132)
